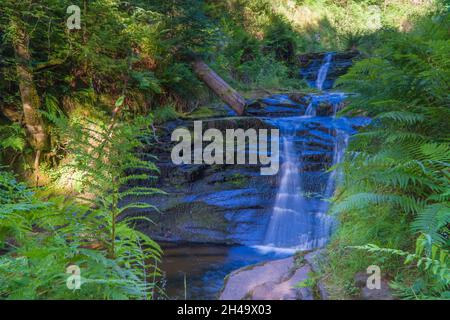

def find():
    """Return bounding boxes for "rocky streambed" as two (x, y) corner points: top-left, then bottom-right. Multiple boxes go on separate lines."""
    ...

(122, 51), (369, 299)
(128, 96), (367, 247)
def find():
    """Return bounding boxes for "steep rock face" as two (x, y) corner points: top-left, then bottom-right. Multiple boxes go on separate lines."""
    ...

(124, 115), (279, 245)
(123, 115), (342, 244)
(122, 91), (368, 245)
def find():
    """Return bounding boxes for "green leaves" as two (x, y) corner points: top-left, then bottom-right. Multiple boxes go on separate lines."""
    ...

(411, 204), (450, 245)
(0, 112), (163, 299)
(55, 112), (163, 299)
(332, 192), (425, 215)
(0, 123), (26, 153)
(350, 239), (449, 288)
(332, 12), (450, 299)
(115, 95), (125, 108)
(374, 111), (425, 125)
(130, 71), (162, 93)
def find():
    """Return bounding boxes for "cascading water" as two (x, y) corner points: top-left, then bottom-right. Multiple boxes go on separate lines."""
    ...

(304, 102), (316, 117)
(261, 52), (350, 251)
(324, 131), (348, 199)
(156, 51), (368, 299)
(315, 53), (334, 90)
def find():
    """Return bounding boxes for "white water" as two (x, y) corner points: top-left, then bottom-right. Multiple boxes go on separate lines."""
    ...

(262, 126), (347, 250)
(263, 133), (318, 249)
(261, 52), (349, 251)
(304, 102), (316, 117)
(323, 131), (348, 197)
(315, 53), (334, 90)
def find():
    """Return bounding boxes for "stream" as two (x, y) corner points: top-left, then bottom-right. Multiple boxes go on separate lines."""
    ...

(158, 52), (367, 299)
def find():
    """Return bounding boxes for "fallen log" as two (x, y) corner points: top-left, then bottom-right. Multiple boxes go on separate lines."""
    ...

(192, 59), (246, 115)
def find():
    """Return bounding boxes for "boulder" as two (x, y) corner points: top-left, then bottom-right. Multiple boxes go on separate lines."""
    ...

(220, 256), (314, 300)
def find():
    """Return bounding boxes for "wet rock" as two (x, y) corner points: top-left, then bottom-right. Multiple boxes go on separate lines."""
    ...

(123, 114), (279, 244)
(245, 94), (307, 117)
(200, 116), (273, 131)
(301, 150), (332, 163)
(349, 116), (372, 129)
(245, 100), (262, 109)
(288, 92), (310, 104)
(300, 162), (326, 172)
(220, 256), (314, 300)
(137, 174), (275, 244)
(246, 104), (305, 117)
(246, 97), (305, 117)
(159, 163), (206, 183)
(315, 102), (345, 116)
(316, 103), (333, 116)
(123, 90), (367, 245)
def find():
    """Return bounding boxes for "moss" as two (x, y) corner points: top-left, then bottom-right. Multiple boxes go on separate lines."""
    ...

(185, 106), (218, 119)
(226, 173), (249, 187)
(293, 250), (307, 268)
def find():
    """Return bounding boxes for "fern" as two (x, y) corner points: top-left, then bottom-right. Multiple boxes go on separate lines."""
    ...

(0, 111), (164, 299)
(350, 234), (449, 299)
(411, 204), (450, 245)
(329, 12), (450, 300)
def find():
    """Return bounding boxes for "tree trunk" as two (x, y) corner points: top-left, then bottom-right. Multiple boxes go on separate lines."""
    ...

(192, 59), (246, 115)
(11, 20), (48, 171)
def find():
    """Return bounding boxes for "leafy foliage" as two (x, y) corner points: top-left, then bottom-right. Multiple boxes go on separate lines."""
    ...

(0, 0), (447, 301)
(328, 12), (450, 299)
(0, 112), (163, 299)
(0, 123), (26, 153)
(351, 234), (449, 299)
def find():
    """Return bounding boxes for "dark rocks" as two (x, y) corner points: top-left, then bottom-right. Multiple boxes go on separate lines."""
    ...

(123, 116), (278, 245)
(288, 92), (310, 104)
(304, 250), (329, 300)
(246, 104), (305, 117)
(245, 94), (306, 117)
(122, 91), (367, 245)
(316, 102), (338, 116)
(135, 163), (276, 245)
(299, 51), (360, 90)
(201, 116), (273, 131)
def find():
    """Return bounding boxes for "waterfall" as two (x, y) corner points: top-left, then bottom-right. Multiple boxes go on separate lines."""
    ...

(304, 102), (316, 117)
(262, 125), (347, 250)
(260, 52), (350, 251)
(324, 131), (349, 199)
(263, 130), (314, 249)
(315, 53), (333, 90)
